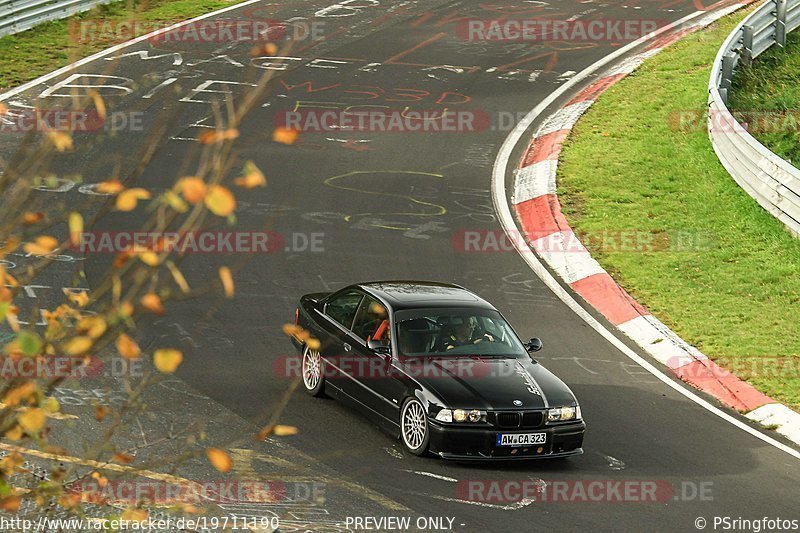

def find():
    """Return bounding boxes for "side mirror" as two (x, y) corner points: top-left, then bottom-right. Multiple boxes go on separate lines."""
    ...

(367, 339), (392, 359)
(525, 337), (543, 352)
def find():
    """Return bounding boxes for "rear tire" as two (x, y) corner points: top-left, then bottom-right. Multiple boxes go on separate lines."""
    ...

(400, 397), (430, 456)
(301, 345), (325, 397)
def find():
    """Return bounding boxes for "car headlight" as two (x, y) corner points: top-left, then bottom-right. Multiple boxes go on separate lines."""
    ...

(547, 405), (579, 422)
(435, 408), (486, 423)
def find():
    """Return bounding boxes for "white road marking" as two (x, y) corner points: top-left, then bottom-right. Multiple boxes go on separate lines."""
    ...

(401, 470), (458, 482)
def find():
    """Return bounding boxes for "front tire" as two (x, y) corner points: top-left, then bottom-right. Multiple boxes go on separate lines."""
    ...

(301, 345), (325, 397)
(400, 397), (430, 455)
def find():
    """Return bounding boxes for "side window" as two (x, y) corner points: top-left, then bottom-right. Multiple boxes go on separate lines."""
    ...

(352, 296), (390, 343)
(325, 291), (363, 329)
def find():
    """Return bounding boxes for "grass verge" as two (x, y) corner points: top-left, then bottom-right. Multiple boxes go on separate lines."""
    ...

(558, 9), (800, 411)
(729, 29), (800, 164)
(0, 0), (240, 91)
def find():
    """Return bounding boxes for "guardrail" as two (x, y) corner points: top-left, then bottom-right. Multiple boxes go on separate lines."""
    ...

(0, 0), (113, 38)
(708, 0), (800, 236)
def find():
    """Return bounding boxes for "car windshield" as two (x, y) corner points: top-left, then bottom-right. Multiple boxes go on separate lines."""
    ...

(394, 308), (528, 358)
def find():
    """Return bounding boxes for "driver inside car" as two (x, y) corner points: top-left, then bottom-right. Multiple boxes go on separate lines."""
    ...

(443, 316), (494, 350)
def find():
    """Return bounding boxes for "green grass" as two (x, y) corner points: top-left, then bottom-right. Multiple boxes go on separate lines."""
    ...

(0, 0), (239, 91)
(558, 8), (800, 411)
(729, 30), (800, 164)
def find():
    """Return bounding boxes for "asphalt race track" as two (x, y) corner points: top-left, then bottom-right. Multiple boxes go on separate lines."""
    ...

(3, 0), (799, 531)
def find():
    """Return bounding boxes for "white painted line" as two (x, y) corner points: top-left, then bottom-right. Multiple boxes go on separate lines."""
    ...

(0, 0), (266, 102)
(491, 5), (800, 459)
(514, 160), (557, 204)
(401, 470), (458, 483)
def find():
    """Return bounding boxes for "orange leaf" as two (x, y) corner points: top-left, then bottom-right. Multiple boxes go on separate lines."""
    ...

(116, 333), (140, 360)
(140, 293), (164, 315)
(206, 448), (233, 473)
(95, 405), (109, 422)
(23, 235), (58, 256)
(3, 381), (37, 406)
(177, 177), (207, 204)
(4, 426), (23, 441)
(115, 188), (151, 211)
(234, 161), (266, 189)
(63, 288), (89, 307)
(198, 128), (239, 144)
(204, 185), (236, 217)
(138, 251), (161, 267)
(96, 180), (124, 194)
(154, 349), (182, 373)
(219, 267), (234, 298)
(23, 212), (45, 225)
(113, 453), (134, 464)
(257, 424), (299, 440)
(0, 496), (21, 512)
(272, 127), (299, 145)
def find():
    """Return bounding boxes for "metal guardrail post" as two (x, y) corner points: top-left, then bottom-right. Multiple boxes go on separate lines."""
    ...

(777, 0), (788, 46)
(742, 25), (754, 62)
(720, 52), (736, 103)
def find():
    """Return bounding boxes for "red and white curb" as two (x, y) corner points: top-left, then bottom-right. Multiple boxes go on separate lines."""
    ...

(511, 5), (800, 446)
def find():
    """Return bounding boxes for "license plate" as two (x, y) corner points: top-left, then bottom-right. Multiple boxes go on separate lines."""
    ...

(496, 433), (546, 447)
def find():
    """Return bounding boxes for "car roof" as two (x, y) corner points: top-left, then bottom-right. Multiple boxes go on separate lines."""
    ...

(353, 281), (496, 311)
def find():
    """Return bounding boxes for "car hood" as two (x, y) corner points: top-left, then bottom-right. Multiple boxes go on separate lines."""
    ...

(398, 356), (577, 410)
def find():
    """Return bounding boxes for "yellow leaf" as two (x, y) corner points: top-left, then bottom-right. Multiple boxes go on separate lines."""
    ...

(140, 293), (164, 315)
(69, 212), (84, 246)
(138, 251), (160, 267)
(0, 236), (20, 258)
(154, 349), (183, 373)
(48, 131), (73, 152)
(89, 89), (107, 121)
(219, 267), (234, 298)
(42, 396), (60, 413)
(177, 177), (207, 204)
(116, 334), (140, 360)
(115, 188), (151, 211)
(64, 336), (93, 355)
(18, 408), (46, 433)
(206, 448), (233, 473)
(272, 127), (299, 145)
(204, 185), (236, 217)
(78, 316), (107, 339)
(234, 161), (266, 189)
(122, 508), (148, 522)
(96, 180), (124, 194)
(163, 191), (188, 213)
(23, 235), (58, 256)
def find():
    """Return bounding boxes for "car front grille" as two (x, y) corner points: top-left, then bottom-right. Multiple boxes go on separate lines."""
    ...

(493, 411), (544, 429)
(496, 412), (521, 428)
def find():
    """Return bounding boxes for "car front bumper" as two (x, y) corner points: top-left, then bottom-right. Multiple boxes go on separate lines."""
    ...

(428, 420), (585, 461)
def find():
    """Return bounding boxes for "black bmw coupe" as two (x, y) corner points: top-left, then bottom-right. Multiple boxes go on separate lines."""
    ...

(289, 281), (585, 460)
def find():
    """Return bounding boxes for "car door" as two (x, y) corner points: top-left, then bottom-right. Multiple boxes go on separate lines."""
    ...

(349, 296), (406, 425)
(317, 290), (363, 393)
